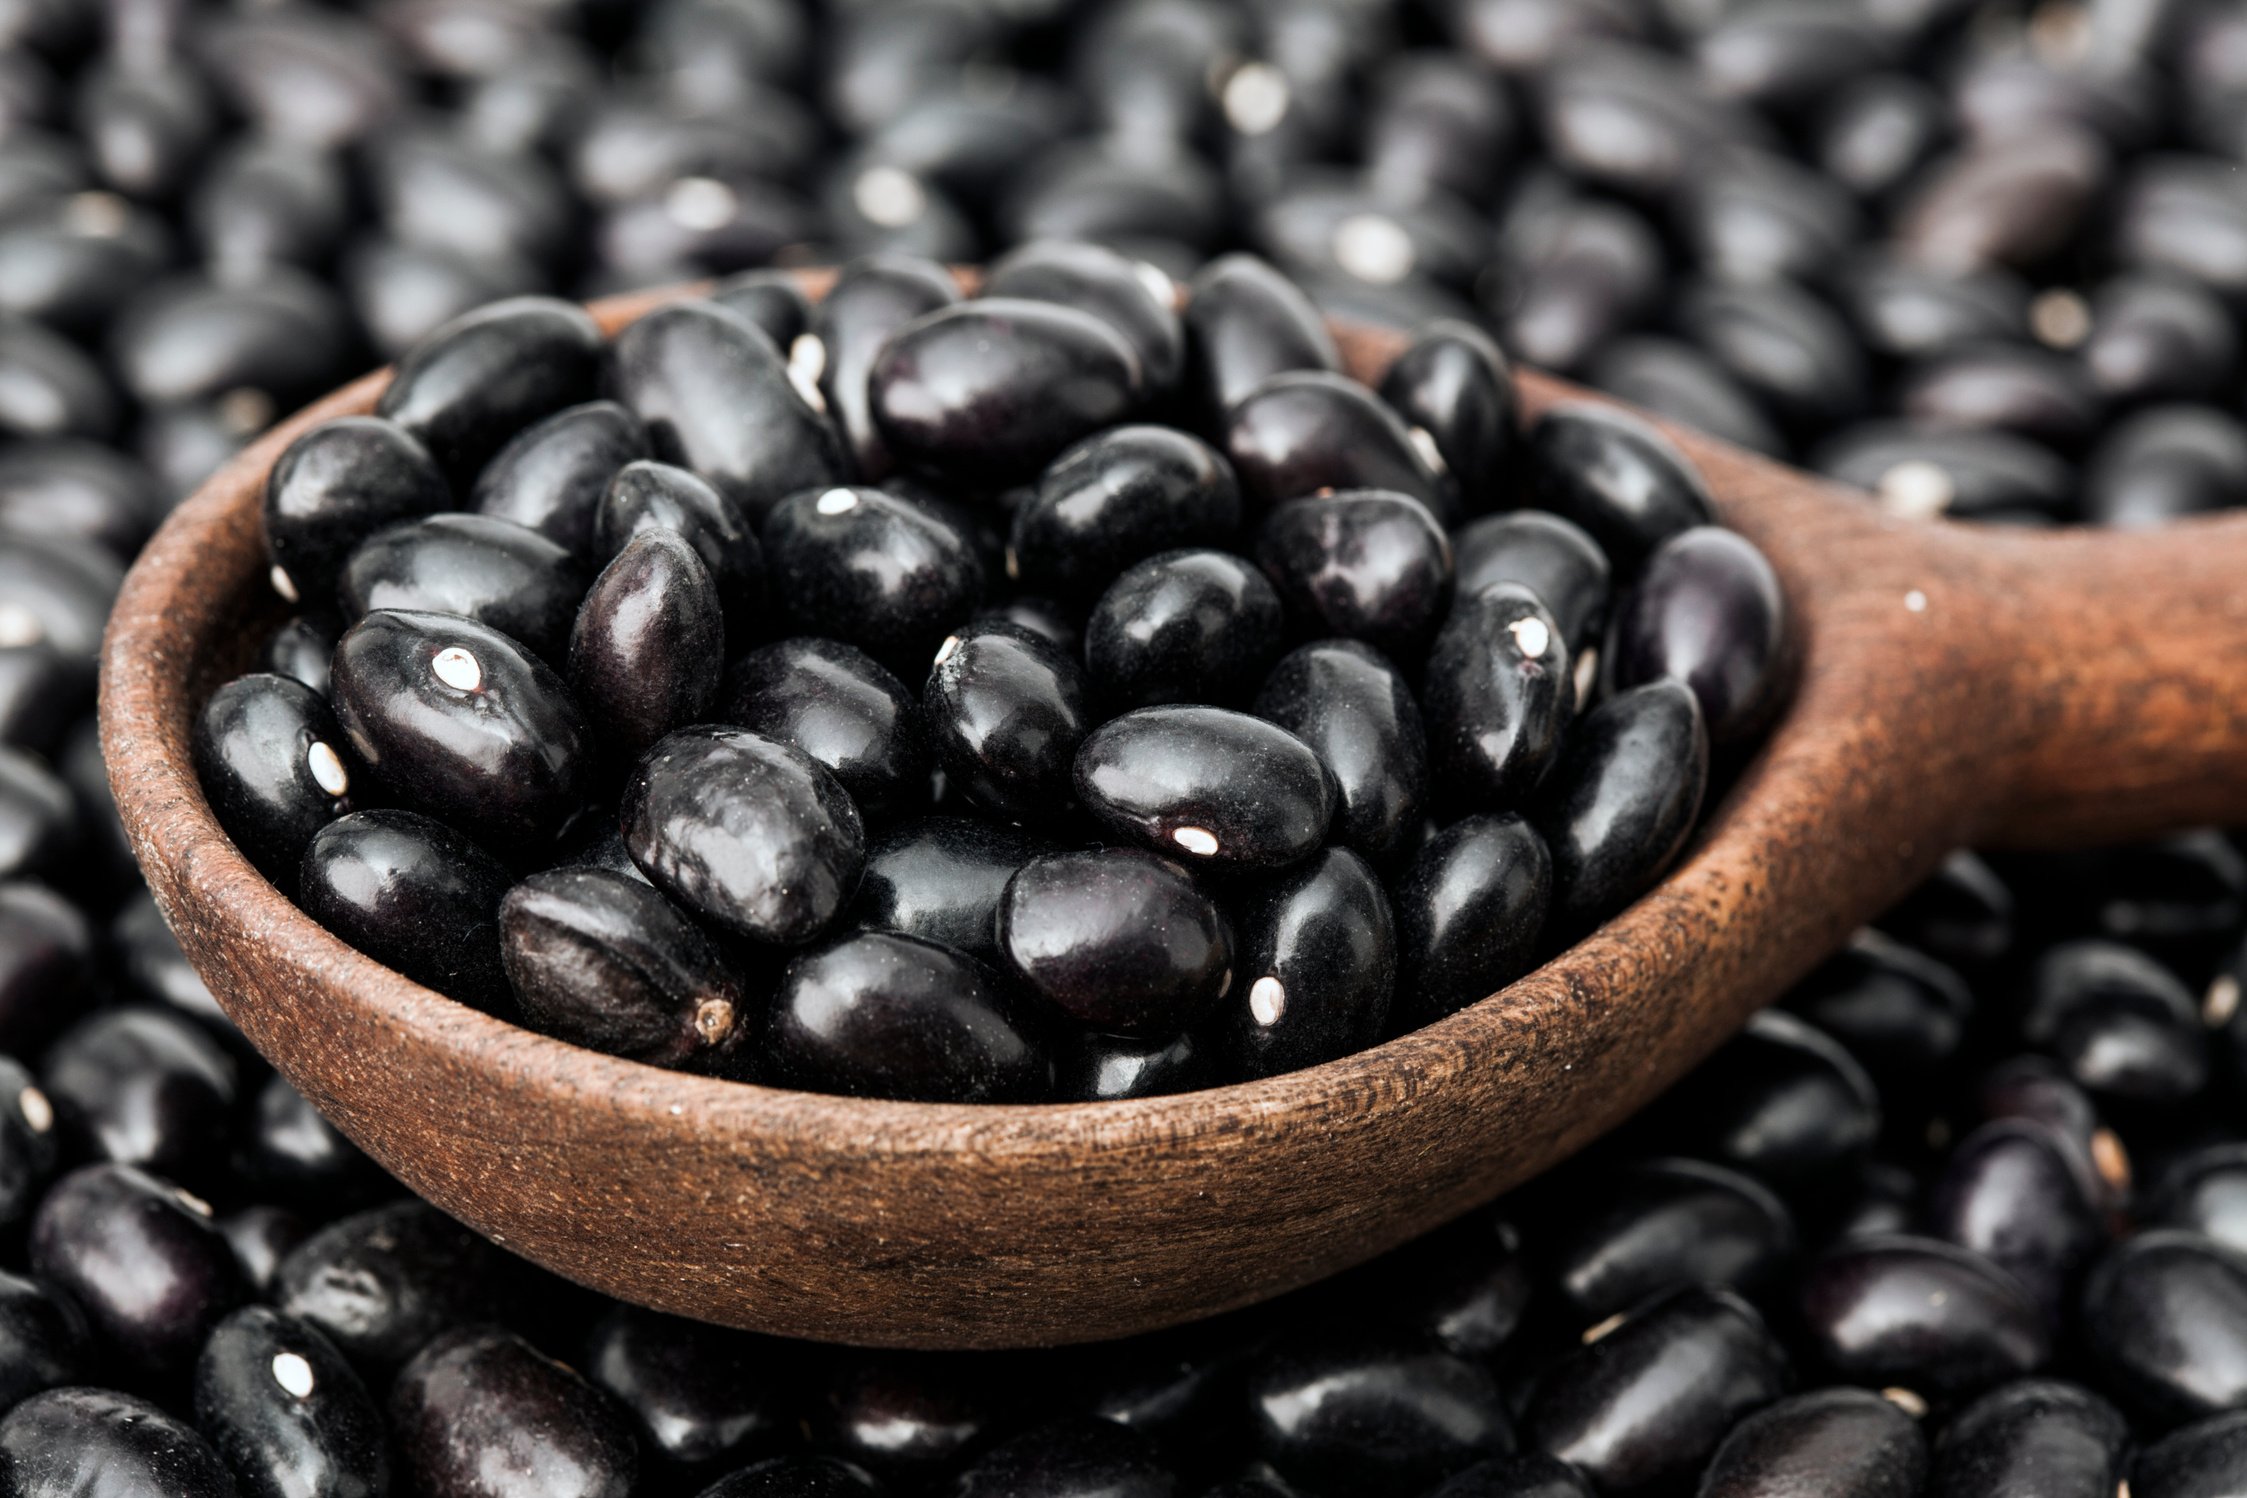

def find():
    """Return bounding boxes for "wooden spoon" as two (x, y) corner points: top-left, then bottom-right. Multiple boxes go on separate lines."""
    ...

(98, 282), (2247, 1350)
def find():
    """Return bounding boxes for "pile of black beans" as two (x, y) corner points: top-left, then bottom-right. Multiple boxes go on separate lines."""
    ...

(9, 823), (2247, 1493)
(199, 253), (1787, 1100)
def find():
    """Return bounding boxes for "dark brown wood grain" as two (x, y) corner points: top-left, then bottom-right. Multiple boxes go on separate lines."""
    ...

(97, 283), (2247, 1350)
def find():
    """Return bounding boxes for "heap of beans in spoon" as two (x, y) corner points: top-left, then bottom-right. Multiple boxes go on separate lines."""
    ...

(195, 246), (1788, 1102)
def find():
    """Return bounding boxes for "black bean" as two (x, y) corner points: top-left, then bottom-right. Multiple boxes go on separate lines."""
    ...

(811, 254), (961, 479)
(1423, 583), (1572, 812)
(1182, 253), (1339, 424)
(1531, 679), (1709, 934)
(1525, 404), (1714, 569)
(1551, 1157), (1796, 1321)
(923, 621), (1087, 823)
(1698, 1387), (1926, 1498)
(1224, 371), (1451, 522)
(1800, 1235), (2050, 1402)
(2081, 1230), (2247, 1426)
(376, 295), (603, 481)
(392, 1324), (639, 1498)
(1246, 1334), (1512, 1498)
(1086, 548), (1285, 710)
(296, 808), (513, 1010)
(571, 530), (725, 768)
(1213, 846), (1396, 1078)
(1390, 813), (1550, 1032)
(193, 672), (358, 894)
(471, 400), (650, 559)
(1928, 1378), (2127, 1498)
(0, 1386), (236, 1497)
(1612, 525), (1787, 746)
(583, 1304), (788, 1474)
(1009, 426), (1242, 599)
(1075, 705), (1332, 870)
(763, 484), (984, 675)
(193, 1305), (390, 1498)
(727, 637), (927, 822)
(1253, 640), (1427, 863)
(41, 1006), (235, 1183)
(276, 1200), (517, 1378)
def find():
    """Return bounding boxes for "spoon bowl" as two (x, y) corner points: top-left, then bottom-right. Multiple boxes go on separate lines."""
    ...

(99, 280), (2247, 1349)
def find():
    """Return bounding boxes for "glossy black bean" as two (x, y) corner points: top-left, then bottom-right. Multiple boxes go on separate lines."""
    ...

(1532, 678), (1709, 933)
(276, 1199), (516, 1377)
(1075, 705), (1332, 869)
(1813, 421), (2073, 521)
(2085, 406), (2247, 529)
(0, 880), (91, 1055)
(1976, 1057), (2129, 1215)
(238, 1074), (382, 1214)
(0, 643), (84, 757)
(1876, 852), (2015, 978)
(813, 1352), (996, 1483)
(697, 1455), (885, 1497)
(1085, 548), (1285, 709)
(194, 672), (358, 894)
(1256, 186), (1485, 297)
(0, 1387), (236, 1498)
(1589, 336), (1786, 459)
(1000, 849), (1230, 1038)
(2117, 157), (2247, 303)
(471, 400), (649, 559)
(0, 536), (119, 666)
(870, 298), (1143, 485)
(1898, 130), (2109, 272)
(0, 318), (113, 440)
(42, 1006), (235, 1182)
(1522, 1286), (1790, 1494)
(923, 622), (1087, 822)
(767, 930), (1047, 1103)
(1213, 847), (1395, 1079)
(761, 484), (984, 673)
(1013, 420), (1242, 595)
(190, 137), (348, 278)
(1183, 254), (1340, 424)
(1899, 343), (2104, 451)
(1955, 54), (2156, 148)
(0, 745), (74, 885)
(1058, 1028), (1213, 1102)
(1553, 1157), (1796, 1321)
(367, 124), (572, 274)
(1678, 277), (1868, 434)
(330, 609), (594, 853)
(2024, 939), (2209, 1106)
(194, 1305), (388, 1498)
(622, 726), (865, 946)
(111, 270), (349, 411)
(1929, 1378), (2127, 1498)
(262, 417), (448, 608)
(1784, 930), (1973, 1088)
(571, 531), (725, 769)
(1699, 1387), (1926, 1498)
(1450, 513), (1612, 666)
(1365, 52), (1516, 207)
(2082, 1230), (2247, 1425)
(393, 1323), (638, 1498)
(1526, 404), (1714, 569)
(949, 1416), (1173, 1498)
(1493, 192), (1664, 377)
(2083, 275), (2236, 404)
(1423, 1454), (1594, 1498)
(987, 240), (1185, 396)
(0, 194), (168, 338)
(726, 637), (926, 822)
(998, 145), (1221, 256)
(584, 1304), (787, 1473)
(594, 175), (817, 284)
(1534, 46), (1765, 198)
(375, 295), (602, 481)
(1246, 1334), (1511, 1498)
(850, 816), (1051, 963)
(1390, 813), (1550, 1032)
(1612, 525), (1787, 746)
(343, 237), (543, 362)
(0, 1268), (83, 1412)
(1801, 1234), (2050, 1401)
(2134, 1408), (2247, 1498)
(0, 1051), (51, 1230)
(1369, 320), (1517, 513)
(1697, 2), (1890, 107)
(297, 809), (513, 1010)
(1650, 1009), (1881, 1197)
(2148, 1145), (2247, 1255)
(596, 459), (763, 641)
(0, 438), (161, 569)
(110, 888), (224, 1036)
(1224, 371), (1451, 522)
(343, 511), (585, 666)
(607, 300), (839, 526)
(1255, 490), (1453, 662)
(1677, 149), (1862, 288)
(812, 255), (961, 480)
(1423, 583), (1571, 812)
(1253, 641), (1426, 862)
(1835, 257), (2028, 362)
(1928, 1117), (2103, 1317)
(500, 868), (747, 1071)
(194, 9), (404, 149)
(29, 1162), (245, 1379)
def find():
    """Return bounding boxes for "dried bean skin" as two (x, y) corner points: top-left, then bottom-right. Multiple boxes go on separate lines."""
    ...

(766, 930), (1049, 1103)
(621, 726), (866, 947)
(1000, 848), (1231, 1039)
(1074, 705), (1333, 871)
(500, 868), (746, 1070)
